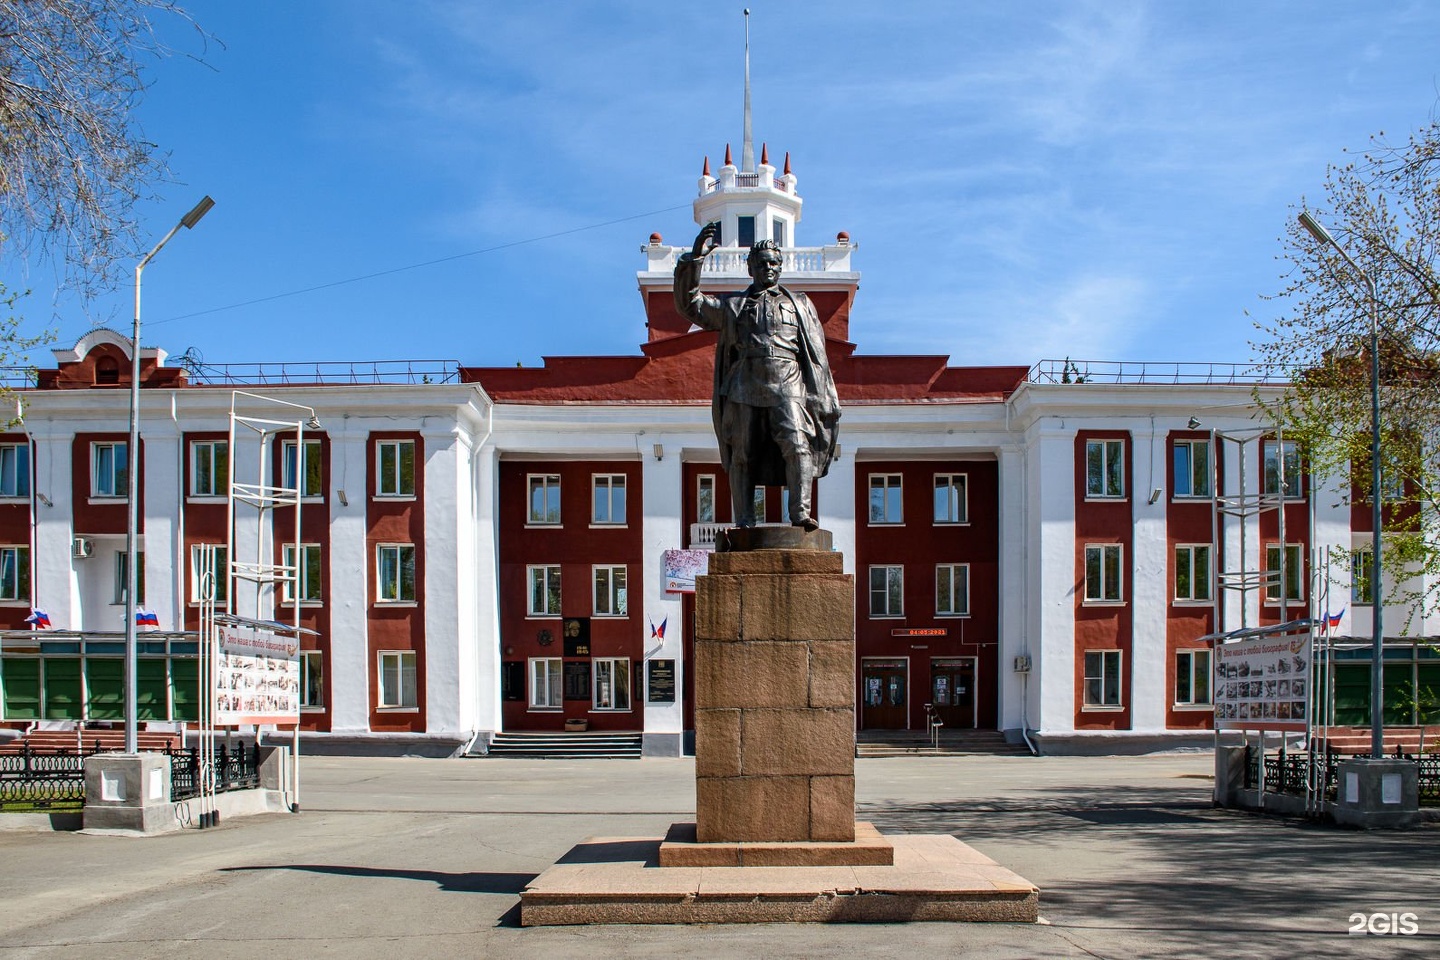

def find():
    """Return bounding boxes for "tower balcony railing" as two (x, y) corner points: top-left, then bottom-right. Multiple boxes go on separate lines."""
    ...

(1028, 359), (1289, 386)
(643, 244), (855, 275)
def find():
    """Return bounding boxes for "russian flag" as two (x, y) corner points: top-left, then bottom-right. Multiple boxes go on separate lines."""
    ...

(1326, 607), (1345, 629)
(25, 609), (50, 629)
(650, 616), (667, 640)
(135, 608), (160, 631)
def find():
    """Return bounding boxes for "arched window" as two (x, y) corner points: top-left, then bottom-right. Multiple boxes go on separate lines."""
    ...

(95, 356), (120, 385)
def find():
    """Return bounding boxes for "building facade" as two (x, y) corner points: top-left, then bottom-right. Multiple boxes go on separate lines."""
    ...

(1, 146), (1434, 754)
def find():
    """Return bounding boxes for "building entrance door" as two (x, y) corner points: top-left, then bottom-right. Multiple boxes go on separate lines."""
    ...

(930, 657), (977, 729)
(861, 658), (908, 729)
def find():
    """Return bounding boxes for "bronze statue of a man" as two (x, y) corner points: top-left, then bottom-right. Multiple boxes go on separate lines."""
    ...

(674, 222), (840, 530)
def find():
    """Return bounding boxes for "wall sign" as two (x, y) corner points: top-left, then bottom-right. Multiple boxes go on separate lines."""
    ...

(647, 659), (676, 703)
(563, 618), (591, 657)
(564, 661), (591, 701)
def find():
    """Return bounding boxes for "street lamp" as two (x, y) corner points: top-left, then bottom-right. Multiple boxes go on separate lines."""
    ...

(1297, 209), (1385, 759)
(125, 196), (214, 754)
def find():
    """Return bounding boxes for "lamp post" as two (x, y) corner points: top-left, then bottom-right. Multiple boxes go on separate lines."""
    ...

(125, 196), (214, 754)
(1297, 209), (1384, 759)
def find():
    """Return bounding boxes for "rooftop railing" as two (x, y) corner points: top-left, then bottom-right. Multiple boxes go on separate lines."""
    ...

(179, 359), (462, 386)
(1028, 359), (1290, 386)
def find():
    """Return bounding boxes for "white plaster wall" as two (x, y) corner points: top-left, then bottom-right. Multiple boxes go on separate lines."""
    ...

(327, 425), (370, 734)
(818, 453), (856, 575)
(995, 443), (1029, 732)
(27, 425), (77, 629)
(1129, 420), (1169, 732)
(1029, 423), (1076, 735)
(421, 425), (465, 737)
(640, 445), (684, 738)
(142, 423), (181, 629)
(472, 442), (502, 735)
(1311, 469), (1352, 634)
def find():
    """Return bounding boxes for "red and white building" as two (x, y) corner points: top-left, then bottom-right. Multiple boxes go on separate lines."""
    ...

(0, 143), (1433, 755)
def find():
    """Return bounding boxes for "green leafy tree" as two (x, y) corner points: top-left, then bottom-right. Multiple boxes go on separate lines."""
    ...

(1255, 119), (1440, 628)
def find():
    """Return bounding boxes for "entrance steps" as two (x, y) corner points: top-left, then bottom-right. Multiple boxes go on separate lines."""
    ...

(1312, 725), (1439, 756)
(856, 729), (1030, 758)
(478, 731), (643, 760)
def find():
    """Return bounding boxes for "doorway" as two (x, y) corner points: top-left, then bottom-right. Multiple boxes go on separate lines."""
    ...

(861, 658), (908, 729)
(930, 657), (977, 729)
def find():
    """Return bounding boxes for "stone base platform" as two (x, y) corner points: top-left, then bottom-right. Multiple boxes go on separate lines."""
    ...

(520, 832), (1038, 925)
(659, 821), (894, 867)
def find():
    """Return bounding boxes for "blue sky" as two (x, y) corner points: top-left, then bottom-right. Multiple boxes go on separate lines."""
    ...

(8, 1), (1440, 372)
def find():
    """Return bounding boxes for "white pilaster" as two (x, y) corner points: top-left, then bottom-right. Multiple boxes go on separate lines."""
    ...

(27, 424), (77, 629)
(640, 443), (684, 751)
(1130, 423), (1169, 732)
(1031, 423), (1076, 734)
(328, 426), (370, 734)
(421, 425), (466, 738)
(472, 441), (502, 735)
(996, 443), (1028, 733)
(818, 454), (856, 575)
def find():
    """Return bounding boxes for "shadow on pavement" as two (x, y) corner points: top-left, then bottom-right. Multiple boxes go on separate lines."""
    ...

(221, 863), (537, 894)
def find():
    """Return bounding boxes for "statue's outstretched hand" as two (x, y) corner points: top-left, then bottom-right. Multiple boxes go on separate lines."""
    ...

(691, 221), (720, 259)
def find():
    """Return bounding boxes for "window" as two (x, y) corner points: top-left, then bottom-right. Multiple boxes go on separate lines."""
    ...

(114, 550), (144, 604)
(592, 657), (631, 710)
(282, 439), (323, 498)
(592, 474), (626, 524)
(1352, 547), (1374, 604)
(1084, 544), (1123, 602)
(1265, 544), (1304, 602)
(869, 474), (903, 523)
(189, 545), (229, 604)
(190, 440), (228, 497)
(1174, 545), (1211, 602)
(528, 474), (560, 525)
(376, 440), (415, 497)
(92, 442), (127, 498)
(593, 565), (627, 617)
(697, 474), (716, 523)
(0, 443), (29, 498)
(1380, 459), (1406, 500)
(0, 545), (28, 601)
(1083, 650), (1122, 707)
(300, 651), (323, 708)
(737, 215), (756, 248)
(752, 486), (766, 521)
(530, 657), (562, 709)
(1263, 440), (1302, 498)
(936, 563), (969, 616)
(1085, 440), (1125, 498)
(282, 544), (322, 602)
(1175, 649), (1212, 706)
(376, 545), (416, 602)
(377, 651), (416, 708)
(528, 565), (561, 616)
(772, 217), (787, 247)
(934, 474), (968, 524)
(1173, 440), (1211, 498)
(869, 565), (904, 617)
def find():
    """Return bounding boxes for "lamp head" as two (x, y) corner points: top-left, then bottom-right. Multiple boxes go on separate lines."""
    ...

(180, 195), (215, 230)
(1297, 210), (1333, 246)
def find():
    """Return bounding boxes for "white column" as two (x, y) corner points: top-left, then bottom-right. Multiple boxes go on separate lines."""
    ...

(996, 443), (1028, 734)
(1030, 424), (1075, 735)
(472, 441), (502, 736)
(421, 426), (467, 738)
(142, 422), (181, 631)
(1130, 423), (1169, 732)
(818, 453), (856, 574)
(328, 428), (370, 734)
(640, 442), (684, 754)
(27, 424), (78, 629)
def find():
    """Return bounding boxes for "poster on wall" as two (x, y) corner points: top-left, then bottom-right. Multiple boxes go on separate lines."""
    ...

(647, 659), (676, 703)
(662, 549), (710, 594)
(1213, 632), (1312, 732)
(214, 623), (301, 726)
(563, 618), (591, 657)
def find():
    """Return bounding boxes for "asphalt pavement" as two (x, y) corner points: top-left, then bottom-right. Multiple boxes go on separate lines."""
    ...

(0, 752), (1435, 959)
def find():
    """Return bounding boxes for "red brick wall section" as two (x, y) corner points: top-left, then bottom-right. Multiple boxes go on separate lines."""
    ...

(1165, 430), (1217, 730)
(498, 459), (645, 732)
(272, 434), (333, 732)
(366, 432), (426, 732)
(1074, 431), (1133, 730)
(71, 433), (140, 537)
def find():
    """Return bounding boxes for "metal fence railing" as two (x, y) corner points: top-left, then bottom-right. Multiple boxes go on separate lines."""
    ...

(0, 743), (261, 811)
(1246, 746), (1439, 803)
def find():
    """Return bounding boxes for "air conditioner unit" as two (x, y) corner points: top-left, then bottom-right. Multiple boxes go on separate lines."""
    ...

(1013, 655), (1032, 673)
(71, 536), (93, 559)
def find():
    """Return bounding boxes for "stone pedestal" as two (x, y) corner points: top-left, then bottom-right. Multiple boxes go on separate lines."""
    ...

(1333, 758), (1420, 829)
(82, 753), (176, 835)
(694, 548), (854, 844)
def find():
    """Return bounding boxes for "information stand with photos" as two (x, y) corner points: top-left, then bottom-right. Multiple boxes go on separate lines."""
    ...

(1213, 630), (1313, 733)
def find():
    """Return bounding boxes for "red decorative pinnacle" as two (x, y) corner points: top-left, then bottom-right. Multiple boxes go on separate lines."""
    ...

(724, 143), (733, 166)
(761, 143), (769, 165)
(702, 156), (711, 177)
(783, 151), (792, 175)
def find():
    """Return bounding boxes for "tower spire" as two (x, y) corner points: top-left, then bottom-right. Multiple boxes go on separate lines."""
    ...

(741, 8), (754, 173)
